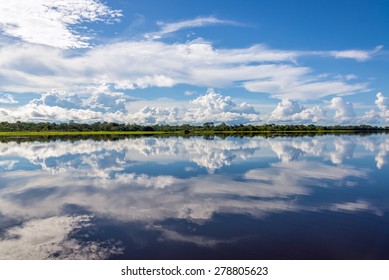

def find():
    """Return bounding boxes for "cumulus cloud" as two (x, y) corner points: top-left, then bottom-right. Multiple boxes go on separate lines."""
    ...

(0, 89), (260, 124)
(0, 103), (105, 123)
(0, 0), (121, 49)
(84, 92), (127, 113)
(360, 92), (389, 124)
(29, 87), (132, 113)
(182, 89), (259, 124)
(0, 84), (141, 122)
(268, 99), (326, 123)
(376, 92), (388, 112)
(328, 97), (356, 122)
(270, 99), (305, 118)
(30, 90), (84, 110)
(2, 89), (388, 125)
(2, 89), (389, 125)
(127, 106), (180, 124)
(191, 89), (256, 114)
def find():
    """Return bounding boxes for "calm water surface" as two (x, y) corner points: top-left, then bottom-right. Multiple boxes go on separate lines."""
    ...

(0, 134), (388, 259)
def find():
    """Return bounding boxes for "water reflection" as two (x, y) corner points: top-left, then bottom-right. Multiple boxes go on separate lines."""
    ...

(0, 134), (388, 259)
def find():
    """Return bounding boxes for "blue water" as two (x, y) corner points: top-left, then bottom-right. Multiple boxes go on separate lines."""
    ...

(0, 134), (388, 259)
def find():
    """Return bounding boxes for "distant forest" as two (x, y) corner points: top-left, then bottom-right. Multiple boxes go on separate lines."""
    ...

(0, 121), (388, 133)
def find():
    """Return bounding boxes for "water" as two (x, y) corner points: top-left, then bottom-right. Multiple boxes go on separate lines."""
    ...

(0, 134), (388, 259)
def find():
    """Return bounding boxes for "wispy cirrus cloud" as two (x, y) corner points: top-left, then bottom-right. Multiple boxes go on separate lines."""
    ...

(296, 45), (383, 62)
(328, 45), (383, 61)
(0, 0), (122, 49)
(0, 40), (371, 100)
(145, 16), (242, 39)
(0, 93), (18, 104)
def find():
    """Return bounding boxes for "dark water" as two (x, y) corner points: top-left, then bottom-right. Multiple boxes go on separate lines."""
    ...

(0, 134), (388, 260)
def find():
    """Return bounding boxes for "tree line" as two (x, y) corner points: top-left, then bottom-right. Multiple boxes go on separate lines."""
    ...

(0, 121), (388, 133)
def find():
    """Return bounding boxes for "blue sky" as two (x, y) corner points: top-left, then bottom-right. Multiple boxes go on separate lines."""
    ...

(0, 0), (388, 124)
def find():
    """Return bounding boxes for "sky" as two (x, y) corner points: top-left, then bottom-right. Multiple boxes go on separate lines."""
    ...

(0, 0), (388, 125)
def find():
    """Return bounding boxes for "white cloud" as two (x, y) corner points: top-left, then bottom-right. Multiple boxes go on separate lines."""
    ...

(1, 134), (381, 182)
(329, 137), (356, 164)
(376, 92), (389, 114)
(127, 106), (180, 124)
(30, 90), (84, 109)
(0, 93), (18, 104)
(328, 97), (356, 122)
(0, 157), (367, 222)
(0, 135), (386, 258)
(0, 89), (261, 124)
(2, 89), (388, 125)
(329, 45), (383, 61)
(361, 92), (389, 124)
(0, 7), (382, 124)
(184, 90), (196, 96)
(1, 134), (387, 231)
(0, 40), (371, 101)
(184, 90), (260, 124)
(191, 89), (255, 114)
(157, 228), (232, 247)
(246, 161), (364, 182)
(375, 138), (389, 169)
(0, 136), (265, 177)
(245, 79), (368, 100)
(115, 173), (178, 189)
(330, 201), (381, 215)
(270, 99), (305, 118)
(83, 92), (127, 113)
(0, 215), (123, 259)
(145, 16), (241, 39)
(1, 89), (387, 125)
(0, 160), (18, 170)
(269, 99), (326, 123)
(115, 75), (175, 90)
(0, 85), (141, 122)
(1, 103), (106, 123)
(0, 0), (121, 49)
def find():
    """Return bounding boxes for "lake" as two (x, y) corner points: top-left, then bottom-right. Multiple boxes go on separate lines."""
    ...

(0, 134), (388, 259)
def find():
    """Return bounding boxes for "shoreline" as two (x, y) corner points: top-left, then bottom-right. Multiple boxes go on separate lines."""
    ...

(1, 129), (388, 137)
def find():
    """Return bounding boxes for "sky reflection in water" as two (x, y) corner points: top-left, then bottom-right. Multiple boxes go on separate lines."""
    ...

(0, 134), (388, 259)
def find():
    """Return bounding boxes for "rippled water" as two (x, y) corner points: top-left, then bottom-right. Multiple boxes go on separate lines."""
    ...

(0, 134), (388, 259)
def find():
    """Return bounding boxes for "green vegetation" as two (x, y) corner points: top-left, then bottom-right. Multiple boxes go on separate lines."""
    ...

(0, 121), (388, 136)
(0, 131), (169, 137)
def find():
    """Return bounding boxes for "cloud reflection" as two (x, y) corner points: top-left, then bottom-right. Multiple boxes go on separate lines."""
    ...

(0, 134), (387, 259)
(0, 215), (123, 260)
